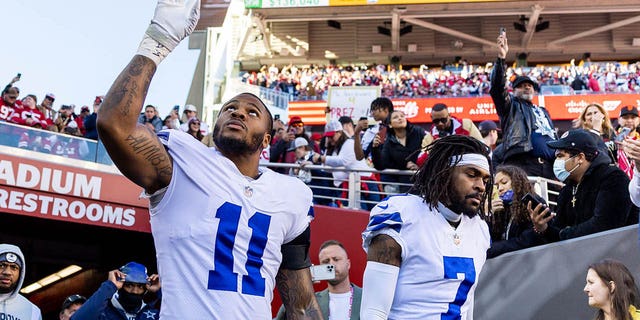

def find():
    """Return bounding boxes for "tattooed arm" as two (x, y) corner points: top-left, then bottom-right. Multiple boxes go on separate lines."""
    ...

(275, 268), (323, 320)
(360, 234), (402, 319)
(97, 55), (172, 193)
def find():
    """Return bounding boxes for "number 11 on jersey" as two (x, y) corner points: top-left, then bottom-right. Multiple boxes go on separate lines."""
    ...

(208, 202), (271, 297)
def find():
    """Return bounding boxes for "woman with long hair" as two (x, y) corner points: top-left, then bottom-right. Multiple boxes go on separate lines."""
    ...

(574, 103), (616, 162)
(186, 117), (204, 141)
(371, 110), (425, 193)
(486, 165), (545, 258)
(585, 259), (640, 320)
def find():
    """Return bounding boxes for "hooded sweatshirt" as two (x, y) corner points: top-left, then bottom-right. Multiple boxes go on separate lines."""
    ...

(0, 244), (42, 320)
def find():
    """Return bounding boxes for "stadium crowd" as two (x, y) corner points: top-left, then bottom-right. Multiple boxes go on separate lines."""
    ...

(242, 58), (640, 99)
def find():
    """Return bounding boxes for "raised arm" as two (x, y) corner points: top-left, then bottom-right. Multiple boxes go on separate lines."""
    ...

(97, 0), (200, 193)
(490, 31), (510, 117)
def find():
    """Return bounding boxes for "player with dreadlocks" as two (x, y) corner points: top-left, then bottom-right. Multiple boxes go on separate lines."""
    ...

(360, 135), (493, 319)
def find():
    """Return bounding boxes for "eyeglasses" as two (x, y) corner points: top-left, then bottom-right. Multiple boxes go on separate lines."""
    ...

(432, 117), (449, 124)
(291, 122), (304, 128)
(191, 122), (200, 125)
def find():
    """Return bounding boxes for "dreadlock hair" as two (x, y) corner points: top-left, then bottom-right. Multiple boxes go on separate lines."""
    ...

(411, 135), (493, 219)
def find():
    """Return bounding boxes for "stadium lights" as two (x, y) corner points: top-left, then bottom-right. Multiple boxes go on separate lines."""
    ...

(20, 265), (83, 294)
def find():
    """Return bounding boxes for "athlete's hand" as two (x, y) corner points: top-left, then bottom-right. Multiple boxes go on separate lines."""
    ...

(138, 0), (200, 65)
(146, 0), (200, 52)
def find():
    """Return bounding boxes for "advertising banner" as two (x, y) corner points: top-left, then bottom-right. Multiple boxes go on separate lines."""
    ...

(288, 93), (640, 125)
(0, 154), (150, 232)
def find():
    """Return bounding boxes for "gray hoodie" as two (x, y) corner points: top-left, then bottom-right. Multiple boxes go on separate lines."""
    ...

(0, 244), (42, 320)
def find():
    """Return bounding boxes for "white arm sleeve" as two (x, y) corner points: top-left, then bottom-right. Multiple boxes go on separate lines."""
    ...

(630, 167), (640, 207)
(360, 261), (400, 320)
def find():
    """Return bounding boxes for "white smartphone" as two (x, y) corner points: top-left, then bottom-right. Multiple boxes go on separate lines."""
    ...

(310, 264), (335, 281)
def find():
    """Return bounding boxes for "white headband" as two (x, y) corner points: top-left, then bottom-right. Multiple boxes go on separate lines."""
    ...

(450, 153), (490, 173)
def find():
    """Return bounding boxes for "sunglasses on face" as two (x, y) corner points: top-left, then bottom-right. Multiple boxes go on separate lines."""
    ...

(291, 122), (304, 128)
(191, 122), (200, 125)
(432, 117), (448, 124)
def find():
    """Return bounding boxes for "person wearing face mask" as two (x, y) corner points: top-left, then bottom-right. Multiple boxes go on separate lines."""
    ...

(71, 262), (160, 320)
(487, 165), (546, 258)
(529, 129), (637, 243)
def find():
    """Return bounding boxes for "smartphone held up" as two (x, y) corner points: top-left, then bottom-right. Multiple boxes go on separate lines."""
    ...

(310, 264), (335, 282)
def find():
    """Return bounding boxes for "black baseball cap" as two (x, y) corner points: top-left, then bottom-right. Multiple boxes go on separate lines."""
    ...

(546, 129), (598, 155)
(478, 120), (499, 132)
(619, 105), (639, 117)
(512, 76), (538, 91)
(61, 294), (86, 310)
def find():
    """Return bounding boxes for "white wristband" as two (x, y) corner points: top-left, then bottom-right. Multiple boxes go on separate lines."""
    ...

(136, 34), (172, 66)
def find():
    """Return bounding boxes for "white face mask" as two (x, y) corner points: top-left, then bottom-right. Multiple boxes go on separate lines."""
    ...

(553, 155), (580, 182)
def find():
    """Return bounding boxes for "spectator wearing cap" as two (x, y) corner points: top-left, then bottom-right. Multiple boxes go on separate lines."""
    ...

(179, 104), (210, 135)
(71, 262), (160, 320)
(312, 119), (381, 209)
(616, 105), (640, 178)
(83, 96), (103, 140)
(478, 120), (500, 151)
(371, 110), (425, 193)
(137, 105), (163, 133)
(0, 243), (42, 319)
(38, 93), (57, 119)
(491, 31), (557, 180)
(529, 129), (637, 243)
(270, 116), (318, 170)
(60, 294), (86, 320)
(289, 137), (335, 206)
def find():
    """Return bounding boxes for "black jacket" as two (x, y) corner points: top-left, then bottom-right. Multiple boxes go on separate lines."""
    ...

(487, 194), (547, 259)
(490, 58), (556, 161)
(371, 123), (425, 170)
(543, 153), (638, 242)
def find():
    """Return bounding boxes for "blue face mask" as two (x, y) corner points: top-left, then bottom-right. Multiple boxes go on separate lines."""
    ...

(499, 189), (514, 205)
(553, 155), (579, 182)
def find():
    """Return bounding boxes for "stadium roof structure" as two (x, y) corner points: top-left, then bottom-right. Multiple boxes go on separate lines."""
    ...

(196, 0), (640, 67)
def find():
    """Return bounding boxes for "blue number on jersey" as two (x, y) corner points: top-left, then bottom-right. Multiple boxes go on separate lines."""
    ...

(207, 202), (272, 296)
(441, 256), (476, 320)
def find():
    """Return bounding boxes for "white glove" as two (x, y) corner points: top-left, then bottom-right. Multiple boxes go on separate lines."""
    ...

(137, 0), (201, 65)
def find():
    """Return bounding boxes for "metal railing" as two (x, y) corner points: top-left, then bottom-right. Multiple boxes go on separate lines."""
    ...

(228, 79), (291, 111)
(0, 121), (562, 211)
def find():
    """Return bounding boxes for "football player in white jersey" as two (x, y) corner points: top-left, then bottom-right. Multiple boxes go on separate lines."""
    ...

(361, 135), (493, 320)
(96, 1), (322, 319)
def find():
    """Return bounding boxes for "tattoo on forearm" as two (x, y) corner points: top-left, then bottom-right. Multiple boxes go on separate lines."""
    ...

(125, 134), (171, 177)
(368, 234), (402, 266)
(276, 269), (322, 320)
